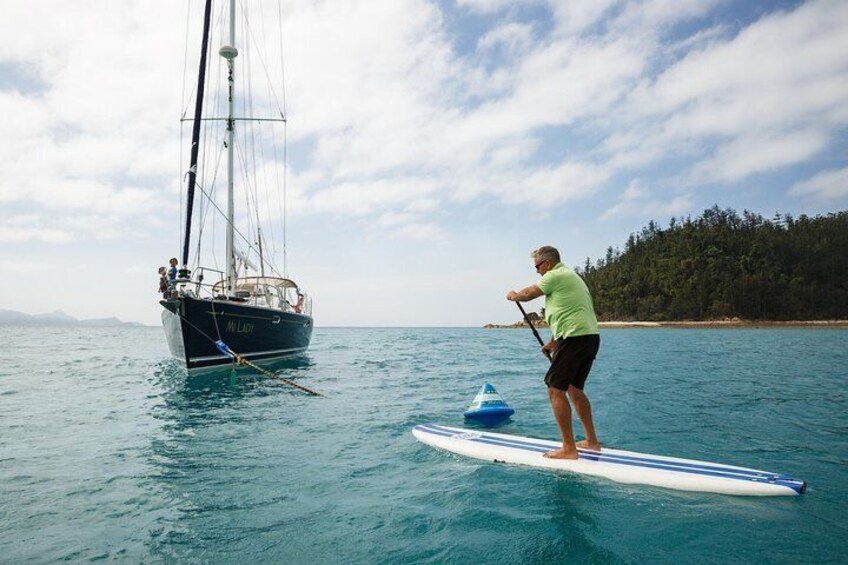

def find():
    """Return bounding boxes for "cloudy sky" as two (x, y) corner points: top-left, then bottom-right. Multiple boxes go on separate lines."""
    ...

(1, 0), (846, 327)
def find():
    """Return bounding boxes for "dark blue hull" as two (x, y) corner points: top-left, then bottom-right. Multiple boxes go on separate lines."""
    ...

(160, 296), (312, 371)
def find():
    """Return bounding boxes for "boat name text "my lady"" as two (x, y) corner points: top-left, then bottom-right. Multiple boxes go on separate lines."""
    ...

(227, 320), (255, 334)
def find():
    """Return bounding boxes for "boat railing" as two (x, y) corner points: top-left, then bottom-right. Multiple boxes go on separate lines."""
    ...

(164, 266), (222, 299)
(192, 267), (225, 297)
(240, 286), (312, 317)
(170, 272), (314, 317)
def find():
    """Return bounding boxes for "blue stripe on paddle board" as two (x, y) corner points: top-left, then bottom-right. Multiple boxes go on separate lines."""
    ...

(424, 424), (777, 479)
(414, 424), (804, 493)
(427, 424), (789, 479)
(415, 424), (801, 492)
(418, 423), (765, 480)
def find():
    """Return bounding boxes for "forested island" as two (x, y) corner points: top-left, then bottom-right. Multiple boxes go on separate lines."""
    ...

(578, 206), (847, 322)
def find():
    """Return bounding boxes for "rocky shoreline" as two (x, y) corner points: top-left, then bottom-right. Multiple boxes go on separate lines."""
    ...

(484, 319), (848, 329)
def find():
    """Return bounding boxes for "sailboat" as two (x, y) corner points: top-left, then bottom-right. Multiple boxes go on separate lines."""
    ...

(160, 0), (313, 372)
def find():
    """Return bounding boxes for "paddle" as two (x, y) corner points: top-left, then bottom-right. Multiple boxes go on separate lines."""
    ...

(515, 302), (552, 361)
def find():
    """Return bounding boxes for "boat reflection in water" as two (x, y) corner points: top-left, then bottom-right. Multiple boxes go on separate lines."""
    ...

(153, 354), (316, 401)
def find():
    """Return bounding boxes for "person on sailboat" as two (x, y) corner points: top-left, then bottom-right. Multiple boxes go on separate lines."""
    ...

(158, 267), (169, 297)
(506, 245), (601, 460)
(168, 257), (178, 281)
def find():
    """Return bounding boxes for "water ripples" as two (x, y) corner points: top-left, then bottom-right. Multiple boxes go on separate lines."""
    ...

(0, 326), (846, 562)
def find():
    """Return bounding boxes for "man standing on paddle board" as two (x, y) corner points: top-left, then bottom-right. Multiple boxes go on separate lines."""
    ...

(506, 245), (601, 459)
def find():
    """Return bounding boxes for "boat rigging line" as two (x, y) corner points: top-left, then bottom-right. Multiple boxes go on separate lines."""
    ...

(179, 0), (289, 285)
(190, 177), (284, 280)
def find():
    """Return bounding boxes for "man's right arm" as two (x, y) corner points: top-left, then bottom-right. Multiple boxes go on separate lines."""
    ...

(506, 284), (544, 302)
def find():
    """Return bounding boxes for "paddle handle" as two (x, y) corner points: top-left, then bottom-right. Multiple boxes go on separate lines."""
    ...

(516, 302), (552, 361)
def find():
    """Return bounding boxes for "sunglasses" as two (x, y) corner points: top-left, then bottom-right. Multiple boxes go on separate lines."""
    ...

(534, 260), (546, 269)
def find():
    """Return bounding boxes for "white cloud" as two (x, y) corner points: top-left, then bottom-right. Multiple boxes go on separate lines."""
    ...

(390, 222), (447, 242)
(376, 211), (417, 228)
(609, 0), (848, 183)
(0, 0), (185, 243)
(1, 0), (845, 261)
(309, 177), (442, 217)
(0, 226), (73, 244)
(789, 167), (848, 200)
(498, 160), (610, 206)
(611, 0), (720, 36)
(457, 0), (526, 15)
(0, 214), (74, 243)
(602, 179), (693, 220)
(550, 1), (619, 36)
(478, 23), (535, 53)
(694, 130), (830, 184)
(367, 210), (447, 242)
(0, 259), (52, 274)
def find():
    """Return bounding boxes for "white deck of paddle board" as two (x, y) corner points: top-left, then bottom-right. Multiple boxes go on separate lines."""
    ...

(412, 423), (805, 496)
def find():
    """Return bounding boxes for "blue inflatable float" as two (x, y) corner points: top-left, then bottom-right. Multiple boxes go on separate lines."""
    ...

(464, 383), (514, 427)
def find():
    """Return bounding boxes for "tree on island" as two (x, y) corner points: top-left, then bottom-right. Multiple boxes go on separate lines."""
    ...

(577, 206), (848, 321)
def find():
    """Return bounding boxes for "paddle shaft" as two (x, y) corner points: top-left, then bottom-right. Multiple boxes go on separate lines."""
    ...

(515, 302), (552, 362)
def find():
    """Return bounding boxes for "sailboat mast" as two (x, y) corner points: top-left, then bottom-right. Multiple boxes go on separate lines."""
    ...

(221, 0), (238, 292)
(181, 0), (213, 270)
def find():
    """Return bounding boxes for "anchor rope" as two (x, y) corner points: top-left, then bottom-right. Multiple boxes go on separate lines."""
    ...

(221, 348), (321, 396)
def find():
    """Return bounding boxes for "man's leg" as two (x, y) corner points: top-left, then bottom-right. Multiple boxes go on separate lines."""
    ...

(544, 386), (579, 459)
(568, 386), (600, 450)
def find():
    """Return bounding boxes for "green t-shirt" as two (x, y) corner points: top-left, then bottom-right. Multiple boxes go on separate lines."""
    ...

(537, 262), (599, 339)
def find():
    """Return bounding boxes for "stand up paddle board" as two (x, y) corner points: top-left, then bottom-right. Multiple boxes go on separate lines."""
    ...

(412, 424), (806, 496)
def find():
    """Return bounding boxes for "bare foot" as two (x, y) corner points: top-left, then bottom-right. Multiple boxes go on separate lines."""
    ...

(576, 439), (601, 451)
(543, 448), (579, 460)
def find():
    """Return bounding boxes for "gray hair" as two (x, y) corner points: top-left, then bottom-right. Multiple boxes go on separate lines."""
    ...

(531, 246), (560, 264)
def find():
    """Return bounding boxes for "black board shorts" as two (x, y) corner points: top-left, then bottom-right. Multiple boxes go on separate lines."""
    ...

(544, 334), (600, 391)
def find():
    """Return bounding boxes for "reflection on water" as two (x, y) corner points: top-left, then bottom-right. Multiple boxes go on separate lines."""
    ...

(515, 470), (628, 564)
(151, 355), (317, 401)
(144, 354), (321, 562)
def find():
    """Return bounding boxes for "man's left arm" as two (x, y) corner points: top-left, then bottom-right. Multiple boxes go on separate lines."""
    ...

(506, 285), (543, 302)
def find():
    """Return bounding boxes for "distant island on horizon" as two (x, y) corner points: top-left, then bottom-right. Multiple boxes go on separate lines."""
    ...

(0, 309), (143, 328)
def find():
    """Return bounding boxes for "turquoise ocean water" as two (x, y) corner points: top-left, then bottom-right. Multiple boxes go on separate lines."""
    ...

(0, 326), (846, 564)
